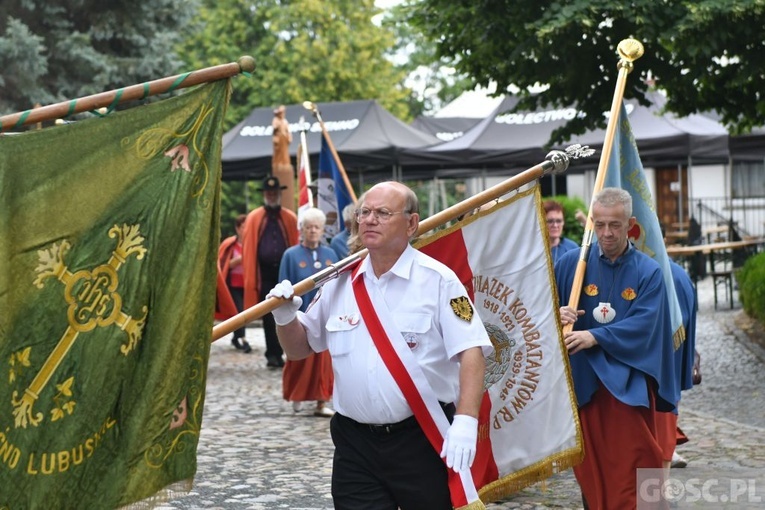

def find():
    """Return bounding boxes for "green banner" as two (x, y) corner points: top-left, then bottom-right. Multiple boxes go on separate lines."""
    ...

(0, 80), (230, 509)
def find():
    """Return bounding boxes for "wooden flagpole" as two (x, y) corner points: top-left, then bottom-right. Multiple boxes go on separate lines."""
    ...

(211, 146), (594, 341)
(302, 100), (358, 203)
(0, 56), (256, 133)
(563, 38), (644, 333)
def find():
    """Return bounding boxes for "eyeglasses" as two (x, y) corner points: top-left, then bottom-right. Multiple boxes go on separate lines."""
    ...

(546, 219), (564, 225)
(355, 207), (410, 223)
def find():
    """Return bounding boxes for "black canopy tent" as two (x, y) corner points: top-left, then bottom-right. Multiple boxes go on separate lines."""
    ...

(221, 100), (441, 181)
(578, 91), (730, 167)
(221, 94), (732, 184)
(695, 110), (764, 163)
(729, 127), (765, 162)
(400, 91), (730, 175)
(410, 116), (482, 143)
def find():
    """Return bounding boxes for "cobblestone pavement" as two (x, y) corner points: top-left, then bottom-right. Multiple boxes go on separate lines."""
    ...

(161, 276), (765, 509)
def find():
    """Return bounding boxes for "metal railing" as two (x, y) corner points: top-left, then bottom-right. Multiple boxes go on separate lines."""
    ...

(690, 196), (765, 241)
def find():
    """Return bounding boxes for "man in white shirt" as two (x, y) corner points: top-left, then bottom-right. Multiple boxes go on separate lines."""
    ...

(268, 181), (491, 510)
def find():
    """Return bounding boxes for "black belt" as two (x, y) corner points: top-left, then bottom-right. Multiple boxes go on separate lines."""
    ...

(343, 402), (455, 435)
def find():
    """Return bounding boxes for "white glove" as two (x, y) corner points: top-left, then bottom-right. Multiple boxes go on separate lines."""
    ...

(266, 280), (303, 326)
(440, 414), (478, 473)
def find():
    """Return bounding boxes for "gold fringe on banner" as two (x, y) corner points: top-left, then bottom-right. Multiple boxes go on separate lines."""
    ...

(673, 327), (687, 351)
(478, 447), (585, 504)
(456, 500), (487, 510)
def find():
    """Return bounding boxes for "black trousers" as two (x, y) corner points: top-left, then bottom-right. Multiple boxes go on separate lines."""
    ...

(330, 405), (455, 510)
(258, 265), (283, 360)
(229, 286), (245, 339)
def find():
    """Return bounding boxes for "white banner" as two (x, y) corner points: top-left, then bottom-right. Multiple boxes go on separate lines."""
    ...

(416, 186), (582, 501)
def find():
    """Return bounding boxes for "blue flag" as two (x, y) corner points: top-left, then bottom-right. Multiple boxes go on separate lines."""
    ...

(605, 102), (685, 346)
(316, 136), (353, 241)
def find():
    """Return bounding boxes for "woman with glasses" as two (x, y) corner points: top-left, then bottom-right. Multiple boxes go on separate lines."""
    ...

(544, 200), (579, 264)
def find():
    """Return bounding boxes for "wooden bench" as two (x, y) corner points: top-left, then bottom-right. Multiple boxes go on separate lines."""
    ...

(703, 225), (729, 243)
(667, 238), (765, 310)
(665, 230), (689, 244)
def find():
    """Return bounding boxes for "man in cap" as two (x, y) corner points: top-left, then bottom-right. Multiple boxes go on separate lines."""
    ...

(242, 175), (299, 368)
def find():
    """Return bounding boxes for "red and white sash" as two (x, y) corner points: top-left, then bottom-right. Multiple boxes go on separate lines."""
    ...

(351, 265), (484, 509)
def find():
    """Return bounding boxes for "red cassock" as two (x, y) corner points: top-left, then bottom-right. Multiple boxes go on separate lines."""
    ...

(282, 354), (334, 402)
(214, 235), (238, 321)
(241, 207), (298, 309)
(574, 386), (664, 509)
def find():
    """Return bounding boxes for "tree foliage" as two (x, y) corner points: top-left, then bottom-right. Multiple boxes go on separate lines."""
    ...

(381, 5), (473, 117)
(737, 251), (765, 324)
(178, 0), (413, 233)
(0, 0), (197, 117)
(178, 0), (411, 130)
(406, 0), (765, 143)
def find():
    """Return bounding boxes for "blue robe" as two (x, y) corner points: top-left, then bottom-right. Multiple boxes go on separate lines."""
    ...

(329, 229), (350, 259)
(670, 260), (697, 392)
(279, 244), (339, 312)
(555, 242), (679, 412)
(551, 236), (579, 264)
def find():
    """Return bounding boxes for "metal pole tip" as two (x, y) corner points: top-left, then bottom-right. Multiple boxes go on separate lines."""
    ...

(617, 38), (644, 63)
(545, 150), (570, 174)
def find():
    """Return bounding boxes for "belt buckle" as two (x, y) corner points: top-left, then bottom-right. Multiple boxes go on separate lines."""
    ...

(367, 423), (393, 434)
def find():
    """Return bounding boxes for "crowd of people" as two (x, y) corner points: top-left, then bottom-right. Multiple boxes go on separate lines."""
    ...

(216, 176), (697, 509)
(217, 175), (355, 416)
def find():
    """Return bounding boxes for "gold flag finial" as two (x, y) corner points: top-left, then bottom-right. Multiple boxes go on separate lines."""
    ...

(616, 38), (644, 72)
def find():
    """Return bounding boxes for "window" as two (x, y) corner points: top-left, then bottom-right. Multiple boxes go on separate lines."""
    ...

(731, 161), (765, 198)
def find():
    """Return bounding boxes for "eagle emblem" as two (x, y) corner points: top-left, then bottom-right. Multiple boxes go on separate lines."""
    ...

(450, 296), (474, 322)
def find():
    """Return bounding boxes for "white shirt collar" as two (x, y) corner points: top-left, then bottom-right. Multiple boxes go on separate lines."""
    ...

(353, 244), (415, 282)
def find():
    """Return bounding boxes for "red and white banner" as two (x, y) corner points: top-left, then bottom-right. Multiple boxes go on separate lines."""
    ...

(416, 186), (582, 502)
(297, 123), (313, 229)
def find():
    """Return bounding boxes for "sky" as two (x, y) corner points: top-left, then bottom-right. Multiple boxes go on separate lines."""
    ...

(369, 0), (513, 117)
